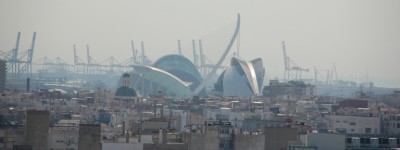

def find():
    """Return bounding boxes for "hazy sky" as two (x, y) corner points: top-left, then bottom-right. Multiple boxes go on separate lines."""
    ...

(1, 0), (399, 88)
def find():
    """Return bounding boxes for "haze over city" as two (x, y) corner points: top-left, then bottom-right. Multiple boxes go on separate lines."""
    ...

(3, 1), (400, 150)
(1, 0), (399, 88)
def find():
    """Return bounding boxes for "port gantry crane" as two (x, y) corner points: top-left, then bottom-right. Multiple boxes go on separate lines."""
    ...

(314, 63), (338, 85)
(2, 32), (37, 77)
(282, 41), (309, 81)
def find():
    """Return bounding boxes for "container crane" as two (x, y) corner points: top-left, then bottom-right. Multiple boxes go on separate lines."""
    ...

(282, 41), (309, 81)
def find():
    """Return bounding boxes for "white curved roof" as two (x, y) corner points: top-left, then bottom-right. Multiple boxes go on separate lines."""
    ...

(231, 57), (260, 96)
(130, 65), (192, 98)
(217, 57), (265, 97)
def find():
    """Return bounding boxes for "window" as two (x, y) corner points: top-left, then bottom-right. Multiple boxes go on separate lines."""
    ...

(346, 138), (352, 143)
(397, 123), (400, 128)
(219, 128), (230, 134)
(219, 139), (231, 148)
(350, 122), (356, 126)
(365, 128), (372, 133)
(219, 142), (225, 148)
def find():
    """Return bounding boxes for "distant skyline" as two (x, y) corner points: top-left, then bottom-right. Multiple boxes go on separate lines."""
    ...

(1, 0), (399, 88)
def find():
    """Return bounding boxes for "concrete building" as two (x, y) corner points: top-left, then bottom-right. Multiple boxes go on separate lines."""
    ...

(344, 133), (400, 149)
(0, 128), (26, 149)
(189, 122), (234, 150)
(234, 134), (265, 150)
(78, 124), (101, 150)
(48, 120), (79, 150)
(262, 80), (315, 100)
(338, 99), (368, 108)
(326, 115), (380, 134)
(25, 110), (50, 150)
(384, 114), (400, 134)
(264, 127), (298, 150)
(307, 133), (345, 150)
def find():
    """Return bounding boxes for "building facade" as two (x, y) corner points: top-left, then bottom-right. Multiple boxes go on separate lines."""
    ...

(25, 110), (50, 150)
(384, 114), (400, 134)
(326, 115), (380, 134)
(78, 124), (101, 150)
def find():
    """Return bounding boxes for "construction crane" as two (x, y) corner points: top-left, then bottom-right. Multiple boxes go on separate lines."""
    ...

(282, 41), (309, 81)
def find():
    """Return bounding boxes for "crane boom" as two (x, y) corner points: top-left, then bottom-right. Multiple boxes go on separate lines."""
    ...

(28, 32), (36, 63)
(282, 41), (288, 81)
(73, 45), (77, 65)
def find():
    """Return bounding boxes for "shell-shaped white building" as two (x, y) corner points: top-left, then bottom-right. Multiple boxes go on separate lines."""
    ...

(214, 57), (265, 97)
